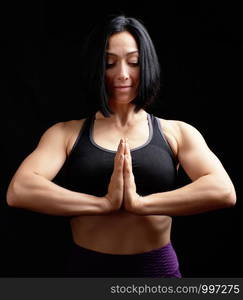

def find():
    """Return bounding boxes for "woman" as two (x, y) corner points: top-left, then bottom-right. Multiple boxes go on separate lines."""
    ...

(6, 15), (236, 277)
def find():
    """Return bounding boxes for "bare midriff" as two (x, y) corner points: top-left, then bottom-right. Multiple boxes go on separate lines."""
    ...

(70, 212), (172, 254)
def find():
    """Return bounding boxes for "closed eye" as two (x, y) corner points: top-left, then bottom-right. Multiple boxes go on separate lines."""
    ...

(106, 63), (114, 68)
(106, 62), (139, 68)
(129, 62), (139, 66)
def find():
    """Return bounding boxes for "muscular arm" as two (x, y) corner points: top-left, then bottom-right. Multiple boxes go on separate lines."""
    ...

(6, 121), (109, 216)
(137, 121), (236, 216)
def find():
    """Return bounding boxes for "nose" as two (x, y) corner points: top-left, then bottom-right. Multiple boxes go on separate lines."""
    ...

(117, 62), (129, 81)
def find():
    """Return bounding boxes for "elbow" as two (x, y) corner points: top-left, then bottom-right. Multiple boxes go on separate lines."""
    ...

(219, 185), (237, 208)
(6, 189), (15, 207)
(6, 180), (22, 207)
(225, 188), (237, 207)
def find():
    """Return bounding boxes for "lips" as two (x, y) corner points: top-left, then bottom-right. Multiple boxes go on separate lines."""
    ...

(114, 86), (132, 92)
(114, 86), (132, 88)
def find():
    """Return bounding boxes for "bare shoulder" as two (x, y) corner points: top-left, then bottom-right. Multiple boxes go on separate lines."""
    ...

(158, 118), (181, 137)
(63, 118), (87, 155)
(40, 119), (84, 140)
(63, 119), (86, 135)
(158, 118), (206, 149)
(39, 119), (86, 155)
(156, 118), (181, 157)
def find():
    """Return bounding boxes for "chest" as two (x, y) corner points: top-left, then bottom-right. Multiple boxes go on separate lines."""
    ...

(65, 140), (177, 197)
(64, 115), (178, 196)
(92, 119), (150, 151)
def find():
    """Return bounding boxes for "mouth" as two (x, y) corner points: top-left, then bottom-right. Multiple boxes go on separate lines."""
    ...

(114, 86), (132, 91)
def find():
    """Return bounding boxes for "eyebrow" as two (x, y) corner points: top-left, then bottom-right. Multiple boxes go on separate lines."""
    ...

(106, 51), (139, 56)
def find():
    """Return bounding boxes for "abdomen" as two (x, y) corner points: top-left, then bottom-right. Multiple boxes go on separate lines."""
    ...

(70, 211), (172, 254)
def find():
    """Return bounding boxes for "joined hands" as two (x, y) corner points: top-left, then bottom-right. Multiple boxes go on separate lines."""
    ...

(104, 138), (142, 214)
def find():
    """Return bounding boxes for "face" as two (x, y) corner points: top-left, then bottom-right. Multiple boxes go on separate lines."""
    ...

(105, 31), (140, 104)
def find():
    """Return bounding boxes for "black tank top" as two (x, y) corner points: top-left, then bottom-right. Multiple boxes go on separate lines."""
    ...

(62, 113), (178, 197)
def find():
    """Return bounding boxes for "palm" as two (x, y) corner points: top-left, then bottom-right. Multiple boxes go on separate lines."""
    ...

(105, 138), (141, 213)
(123, 141), (141, 213)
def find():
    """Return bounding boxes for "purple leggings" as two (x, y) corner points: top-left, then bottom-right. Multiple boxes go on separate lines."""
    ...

(66, 242), (182, 278)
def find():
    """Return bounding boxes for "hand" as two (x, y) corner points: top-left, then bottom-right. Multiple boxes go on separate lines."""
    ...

(104, 138), (125, 212)
(123, 139), (143, 214)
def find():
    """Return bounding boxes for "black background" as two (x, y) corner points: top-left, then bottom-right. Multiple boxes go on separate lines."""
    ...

(0, 1), (242, 277)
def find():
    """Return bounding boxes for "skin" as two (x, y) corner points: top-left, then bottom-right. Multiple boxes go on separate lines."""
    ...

(7, 31), (236, 254)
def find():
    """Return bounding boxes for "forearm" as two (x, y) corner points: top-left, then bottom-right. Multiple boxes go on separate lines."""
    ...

(139, 174), (236, 216)
(7, 173), (108, 216)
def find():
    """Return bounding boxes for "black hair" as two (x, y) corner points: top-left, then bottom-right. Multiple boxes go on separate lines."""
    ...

(81, 14), (161, 117)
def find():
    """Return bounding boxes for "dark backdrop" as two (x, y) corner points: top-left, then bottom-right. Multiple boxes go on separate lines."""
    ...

(0, 1), (242, 277)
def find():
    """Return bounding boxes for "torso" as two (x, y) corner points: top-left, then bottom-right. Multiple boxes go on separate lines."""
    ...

(65, 110), (180, 254)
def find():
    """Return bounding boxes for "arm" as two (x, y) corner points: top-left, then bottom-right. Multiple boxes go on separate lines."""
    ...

(6, 121), (110, 216)
(125, 121), (236, 216)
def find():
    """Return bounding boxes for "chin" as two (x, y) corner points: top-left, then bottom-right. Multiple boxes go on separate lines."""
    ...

(112, 99), (134, 105)
(111, 94), (137, 104)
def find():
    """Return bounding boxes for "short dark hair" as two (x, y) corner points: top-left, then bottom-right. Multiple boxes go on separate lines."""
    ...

(81, 15), (161, 117)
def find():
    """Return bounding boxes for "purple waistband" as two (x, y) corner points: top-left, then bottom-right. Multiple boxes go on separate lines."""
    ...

(67, 241), (182, 278)
(72, 241), (173, 256)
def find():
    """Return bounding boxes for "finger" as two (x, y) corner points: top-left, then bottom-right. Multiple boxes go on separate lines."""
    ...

(124, 155), (135, 187)
(124, 138), (129, 155)
(124, 154), (129, 176)
(114, 140), (125, 173)
(116, 138), (123, 153)
(114, 152), (124, 174)
(125, 141), (132, 165)
(124, 154), (132, 175)
(117, 138), (126, 155)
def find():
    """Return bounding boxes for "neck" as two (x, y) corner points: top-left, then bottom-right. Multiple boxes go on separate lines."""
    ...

(97, 101), (146, 127)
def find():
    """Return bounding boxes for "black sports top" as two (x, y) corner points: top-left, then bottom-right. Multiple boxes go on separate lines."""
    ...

(62, 113), (178, 197)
